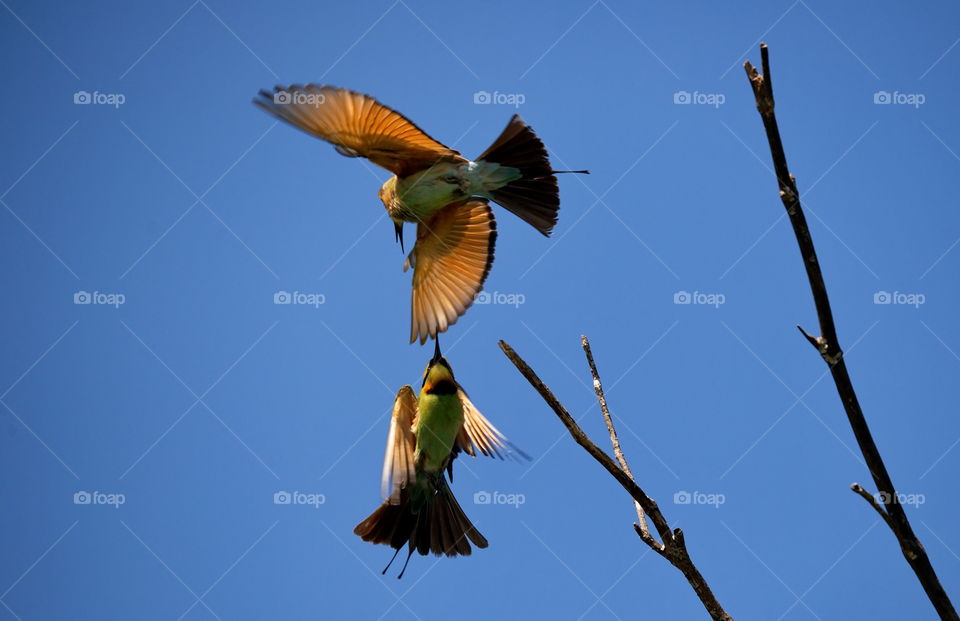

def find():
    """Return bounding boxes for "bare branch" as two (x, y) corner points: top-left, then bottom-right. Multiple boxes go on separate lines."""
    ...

(744, 43), (957, 620)
(499, 339), (732, 621)
(580, 334), (649, 536)
(851, 483), (895, 531)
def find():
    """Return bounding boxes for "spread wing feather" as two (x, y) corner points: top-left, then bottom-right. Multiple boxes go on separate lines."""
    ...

(455, 388), (529, 461)
(254, 84), (464, 176)
(406, 199), (497, 344)
(380, 386), (418, 503)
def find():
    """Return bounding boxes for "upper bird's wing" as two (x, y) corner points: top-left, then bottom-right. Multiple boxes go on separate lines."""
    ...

(381, 385), (418, 503)
(405, 199), (497, 344)
(455, 387), (530, 461)
(253, 84), (465, 176)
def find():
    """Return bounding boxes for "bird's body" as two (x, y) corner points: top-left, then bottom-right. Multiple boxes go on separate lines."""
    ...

(353, 343), (528, 577)
(254, 85), (586, 343)
(413, 373), (463, 474)
(381, 160), (521, 224)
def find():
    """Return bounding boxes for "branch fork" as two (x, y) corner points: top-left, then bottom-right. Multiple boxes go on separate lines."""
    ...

(499, 338), (732, 621)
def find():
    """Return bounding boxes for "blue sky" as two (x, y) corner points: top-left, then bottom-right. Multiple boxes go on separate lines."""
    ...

(2, 0), (959, 619)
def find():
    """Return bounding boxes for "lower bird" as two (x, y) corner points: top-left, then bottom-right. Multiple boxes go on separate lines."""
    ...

(253, 85), (587, 343)
(354, 340), (527, 577)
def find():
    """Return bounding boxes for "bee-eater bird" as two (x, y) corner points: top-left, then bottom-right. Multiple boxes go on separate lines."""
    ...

(354, 340), (527, 578)
(253, 85), (587, 344)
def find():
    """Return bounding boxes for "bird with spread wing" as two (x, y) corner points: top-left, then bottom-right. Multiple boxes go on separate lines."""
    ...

(353, 339), (528, 578)
(253, 85), (587, 344)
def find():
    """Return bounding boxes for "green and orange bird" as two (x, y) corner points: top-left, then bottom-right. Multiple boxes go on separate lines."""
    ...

(354, 340), (527, 577)
(253, 85), (587, 344)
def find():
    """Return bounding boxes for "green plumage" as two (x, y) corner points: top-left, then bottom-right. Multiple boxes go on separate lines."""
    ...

(414, 374), (463, 474)
(389, 161), (522, 222)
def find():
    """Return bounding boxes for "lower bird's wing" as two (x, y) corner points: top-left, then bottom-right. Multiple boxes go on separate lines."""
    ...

(381, 386), (418, 503)
(405, 199), (497, 345)
(455, 388), (530, 461)
(253, 84), (464, 177)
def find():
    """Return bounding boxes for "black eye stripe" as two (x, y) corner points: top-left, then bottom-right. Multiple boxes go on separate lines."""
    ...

(424, 379), (458, 395)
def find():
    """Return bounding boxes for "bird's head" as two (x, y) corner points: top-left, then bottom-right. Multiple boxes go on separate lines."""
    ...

(378, 177), (398, 210)
(422, 339), (455, 388)
(378, 178), (405, 251)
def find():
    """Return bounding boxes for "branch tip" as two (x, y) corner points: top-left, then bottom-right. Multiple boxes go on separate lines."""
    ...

(851, 483), (895, 530)
(581, 335), (651, 536)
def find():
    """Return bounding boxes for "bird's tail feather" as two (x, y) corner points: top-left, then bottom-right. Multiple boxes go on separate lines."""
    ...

(477, 114), (587, 236)
(353, 474), (487, 565)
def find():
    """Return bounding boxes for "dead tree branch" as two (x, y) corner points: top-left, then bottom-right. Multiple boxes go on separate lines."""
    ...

(581, 334), (649, 535)
(499, 339), (733, 621)
(744, 43), (957, 620)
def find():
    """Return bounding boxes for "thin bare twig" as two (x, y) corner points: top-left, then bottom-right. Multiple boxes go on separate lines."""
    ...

(851, 483), (895, 531)
(581, 334), (649, 536)
(744, 43), (957, 620)
(499, 339), (733, 621)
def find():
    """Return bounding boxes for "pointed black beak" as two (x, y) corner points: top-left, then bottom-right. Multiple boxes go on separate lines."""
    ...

(394, 221), (404, 253)
(430, 336), (442, 365)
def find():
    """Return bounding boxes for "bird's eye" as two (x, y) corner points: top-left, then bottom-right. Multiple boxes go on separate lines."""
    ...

(443, 173), (458, 184)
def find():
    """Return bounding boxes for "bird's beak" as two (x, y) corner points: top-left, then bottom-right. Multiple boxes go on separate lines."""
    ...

(394, 221), (404, 253)
(421, 337), (446, 387)
(430, 337), (442, 365)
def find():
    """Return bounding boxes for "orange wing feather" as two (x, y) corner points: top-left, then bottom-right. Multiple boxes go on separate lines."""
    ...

(406, 199), (497, 344)
(254, 85), (464, 176)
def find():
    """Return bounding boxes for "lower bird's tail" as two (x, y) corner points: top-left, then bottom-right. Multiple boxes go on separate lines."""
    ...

(353, 473), (487, 577)
(476, 114), (588, 237)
